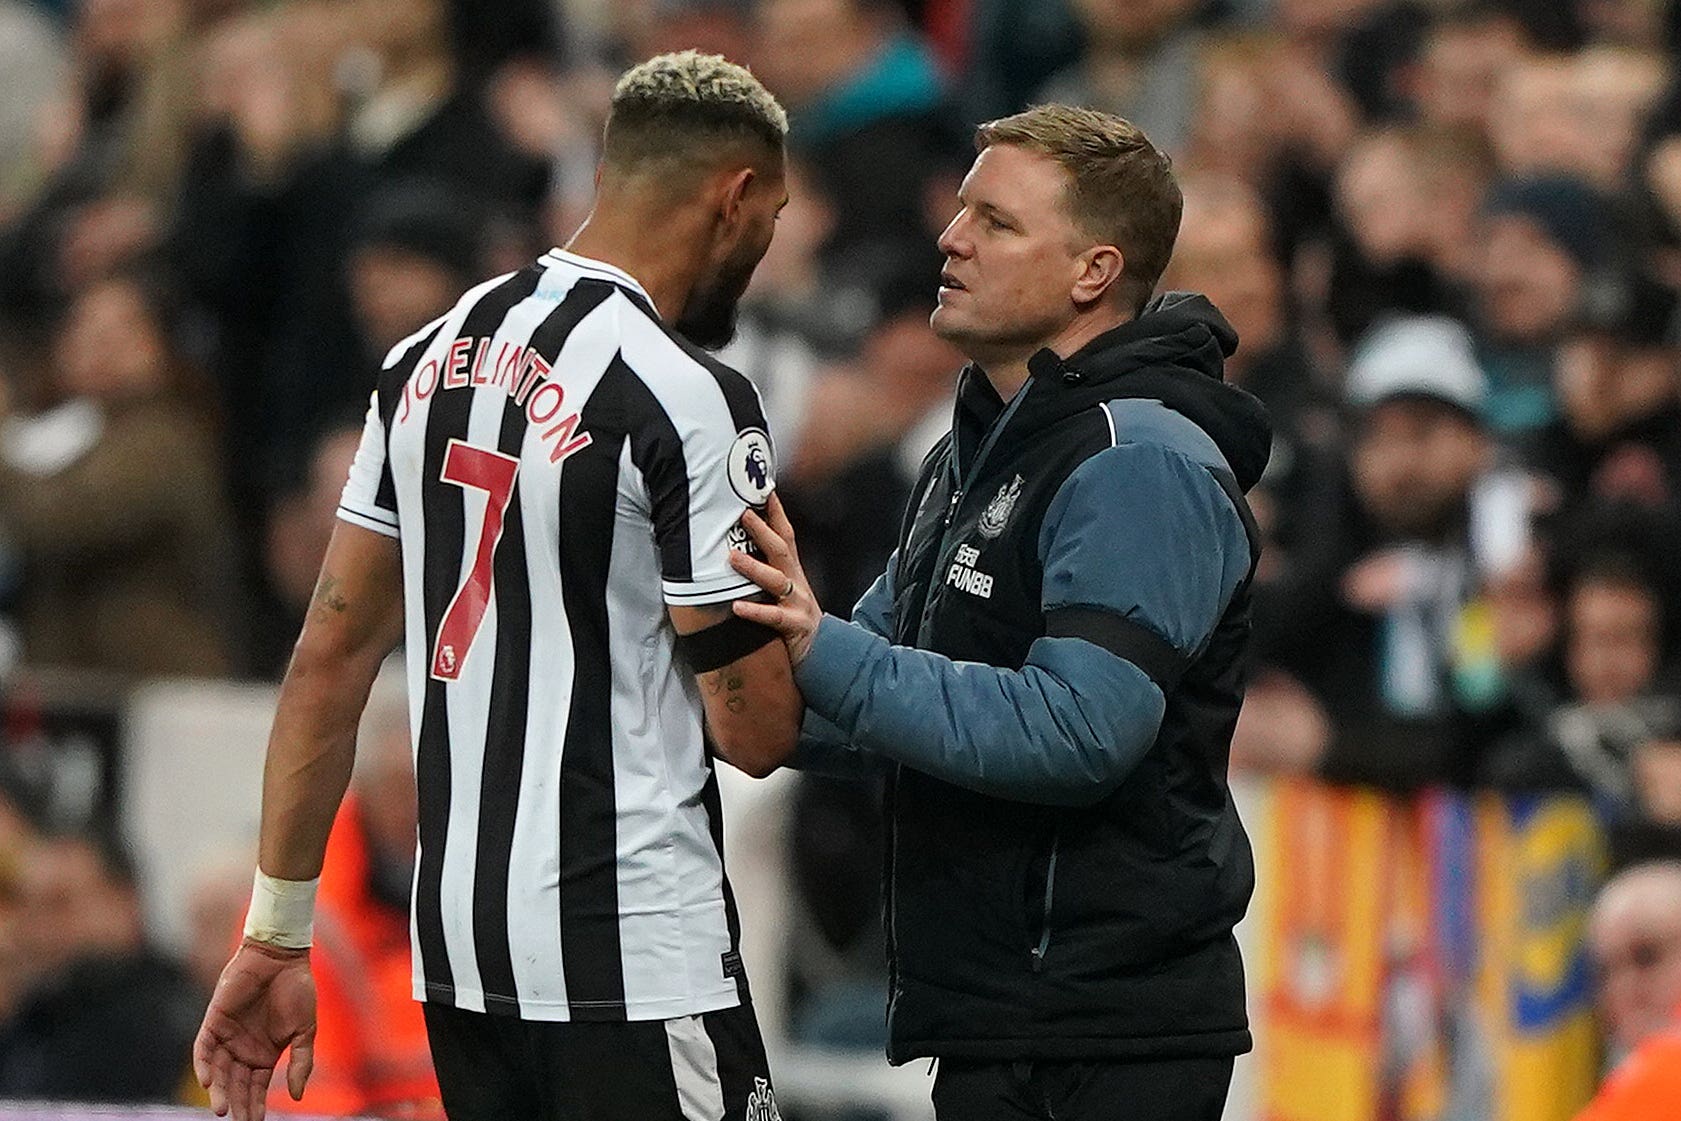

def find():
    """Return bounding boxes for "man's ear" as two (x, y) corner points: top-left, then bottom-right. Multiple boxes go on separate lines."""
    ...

(1072, 245), (1125, 308)
(718, 167), (757, 232)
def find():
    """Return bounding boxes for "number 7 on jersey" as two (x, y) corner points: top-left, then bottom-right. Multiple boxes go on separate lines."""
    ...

(432, 439), (520, 681)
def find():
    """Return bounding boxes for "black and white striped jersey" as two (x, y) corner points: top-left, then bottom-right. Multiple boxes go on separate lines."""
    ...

(337, 250), (776, 1022)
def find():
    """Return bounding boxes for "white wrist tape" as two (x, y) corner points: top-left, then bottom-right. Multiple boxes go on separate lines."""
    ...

(243, 869), (319, 949)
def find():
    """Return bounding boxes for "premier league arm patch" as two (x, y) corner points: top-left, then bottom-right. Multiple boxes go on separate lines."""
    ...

(728, 428), (776, 507)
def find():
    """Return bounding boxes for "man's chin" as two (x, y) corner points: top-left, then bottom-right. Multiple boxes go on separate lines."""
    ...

(929, 306), (969, 343)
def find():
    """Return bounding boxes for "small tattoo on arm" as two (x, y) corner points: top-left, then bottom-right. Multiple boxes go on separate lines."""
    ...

(705, 669), (748, 713)
(312, 574), (349, 618)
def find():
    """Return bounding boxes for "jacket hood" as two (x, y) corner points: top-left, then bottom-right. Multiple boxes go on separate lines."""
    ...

(1020, 291), (1273, 491)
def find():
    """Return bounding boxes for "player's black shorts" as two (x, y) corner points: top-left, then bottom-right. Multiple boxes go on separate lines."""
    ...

(423, 999), (780, 1121)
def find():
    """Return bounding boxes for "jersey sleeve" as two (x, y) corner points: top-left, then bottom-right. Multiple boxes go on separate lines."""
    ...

(656, 383), (775, 607)
(336, 391), (399, 539)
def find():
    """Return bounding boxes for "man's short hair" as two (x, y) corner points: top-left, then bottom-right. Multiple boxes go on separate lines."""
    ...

(604, 51), (788, 176)
(975, 105), (1182, 314)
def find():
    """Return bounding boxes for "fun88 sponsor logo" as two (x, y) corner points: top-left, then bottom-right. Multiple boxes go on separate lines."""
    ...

(946, 544), (994, 599)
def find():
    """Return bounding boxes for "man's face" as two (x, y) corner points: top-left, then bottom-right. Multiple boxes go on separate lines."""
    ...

(933, 145), (1097, 366)
(1476, 214), (1581, 345)
(349, 247), (462, 357)
(16, 840), (137, 981)
(55, 280), (169, 400)
(1161, 193), (1282, 361)
(1351, 399), (1487, 539)
(1592, 879), (1681, 1055)
(1416, 22), (1525, 132)
(1567, 580), (1661, 706)
(678, 164), (787, 350)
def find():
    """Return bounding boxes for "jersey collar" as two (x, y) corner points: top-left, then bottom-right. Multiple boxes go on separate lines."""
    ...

(540, 249), (659, 315)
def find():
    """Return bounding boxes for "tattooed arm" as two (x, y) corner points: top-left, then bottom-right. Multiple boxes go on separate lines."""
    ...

(258, 522), (405, 879)
(670, 603), (802, 778)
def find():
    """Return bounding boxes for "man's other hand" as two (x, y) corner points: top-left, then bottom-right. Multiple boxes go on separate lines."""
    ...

(193, 940), (317, 1121)
(730, 492), (822, 666)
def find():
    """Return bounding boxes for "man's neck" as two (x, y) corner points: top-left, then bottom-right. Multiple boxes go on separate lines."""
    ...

(976, 307), (1132, 400)
(565, 207), (704, 321)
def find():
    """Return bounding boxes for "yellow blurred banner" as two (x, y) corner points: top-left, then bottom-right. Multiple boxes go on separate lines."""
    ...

(1253, 780), (1604, 1121)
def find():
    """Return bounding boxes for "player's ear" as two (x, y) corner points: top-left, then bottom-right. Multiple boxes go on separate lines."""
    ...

(717, 168), (756, 233)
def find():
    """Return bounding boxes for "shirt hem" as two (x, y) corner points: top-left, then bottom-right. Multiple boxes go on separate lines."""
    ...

(414, 979), (744, 1022)
(663, 577), (762, 606)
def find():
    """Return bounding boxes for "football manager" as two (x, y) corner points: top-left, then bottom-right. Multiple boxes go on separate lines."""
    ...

(731, 104), (1269, 1121)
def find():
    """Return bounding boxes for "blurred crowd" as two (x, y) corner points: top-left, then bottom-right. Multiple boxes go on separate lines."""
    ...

(0, 0), (1679, 1113)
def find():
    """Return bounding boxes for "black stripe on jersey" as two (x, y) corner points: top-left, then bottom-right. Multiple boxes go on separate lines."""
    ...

(472, 280), (615, 1017)
(616, 290), (768, 434)
(616, 355), (693, 582)
(700, 765), (749, 1006)
(555, 363), (631, 1018)
(377, 319), (446, 513)
(415, 267), (542, 1005)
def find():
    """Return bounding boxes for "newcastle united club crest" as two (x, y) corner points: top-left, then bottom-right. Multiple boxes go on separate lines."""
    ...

(977, 474), (1024, 539)
(745, 1076), (782, 1121)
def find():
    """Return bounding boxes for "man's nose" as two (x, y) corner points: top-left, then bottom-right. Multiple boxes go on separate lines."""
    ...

(937, 213), (971, 259)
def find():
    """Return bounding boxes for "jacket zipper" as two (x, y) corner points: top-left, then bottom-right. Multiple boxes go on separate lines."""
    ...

(884, 767), (901, 1036)
(1029, 834), (1059, 972)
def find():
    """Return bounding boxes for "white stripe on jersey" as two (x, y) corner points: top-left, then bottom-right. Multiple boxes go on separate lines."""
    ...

(609, 437), (736, 1017)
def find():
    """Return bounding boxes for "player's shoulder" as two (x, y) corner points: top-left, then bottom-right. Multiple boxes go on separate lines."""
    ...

(611, 291), (764, 426)
(615, 291), (749, 384)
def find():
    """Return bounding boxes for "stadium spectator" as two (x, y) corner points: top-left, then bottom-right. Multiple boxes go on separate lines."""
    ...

(1576, 862), (1681, 1118)
(1524, 270), (1681, 516)
(0, 0), (195, 336)
(753, 0), (963, 291)
(0, 270), (234, 676)
(1161, 174), (1342, 658)
(1035, 0), (1205, 155)
(345, 182), (482, 373)
(1287, 316), (1495, 788)
(1473, 175), (1616, 433)
(1324, 126), (1488, 345)
(1407, 2), (1527, 136)
(0, 830), (201, 1102)
(266, 681), (438, 1116)
(1480, 541), (1680, 811)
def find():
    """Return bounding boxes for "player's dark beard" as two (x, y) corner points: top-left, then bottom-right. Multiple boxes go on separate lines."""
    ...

(675, 242), (758, 350)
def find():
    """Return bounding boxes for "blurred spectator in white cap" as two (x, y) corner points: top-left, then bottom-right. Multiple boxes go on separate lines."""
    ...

(1265, 315), (1500, 788)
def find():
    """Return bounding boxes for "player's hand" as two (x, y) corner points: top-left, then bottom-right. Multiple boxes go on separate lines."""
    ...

(193, 939), (317, 1121)
(730, 492), (822, 666)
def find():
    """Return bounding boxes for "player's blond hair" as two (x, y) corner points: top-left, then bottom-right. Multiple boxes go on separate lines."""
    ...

(976, 105), (1181, 315)
(604, 51), (788, 174)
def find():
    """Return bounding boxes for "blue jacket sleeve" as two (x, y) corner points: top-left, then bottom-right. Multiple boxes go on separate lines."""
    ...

(793, 442), (1252, 805)
(786, 551), (899, 777)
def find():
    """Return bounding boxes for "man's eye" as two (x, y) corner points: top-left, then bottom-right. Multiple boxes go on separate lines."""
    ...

(986, 215), (1009, 231)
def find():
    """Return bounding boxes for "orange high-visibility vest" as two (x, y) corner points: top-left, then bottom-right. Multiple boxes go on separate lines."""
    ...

(271, 796), (440, 1117)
